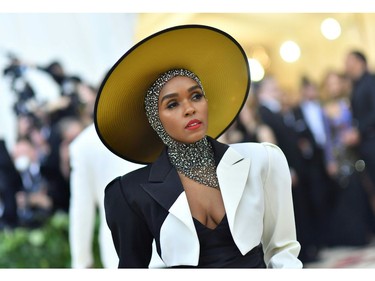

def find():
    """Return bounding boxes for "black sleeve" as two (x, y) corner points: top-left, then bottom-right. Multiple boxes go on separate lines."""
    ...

(104, 177), (153, 268)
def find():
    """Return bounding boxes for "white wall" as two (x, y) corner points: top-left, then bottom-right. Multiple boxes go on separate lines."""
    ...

(0, 13), (138, 85)
(0, 13), (137, 150)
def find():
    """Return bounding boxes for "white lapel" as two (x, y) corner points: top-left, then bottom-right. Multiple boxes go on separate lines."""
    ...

(160, 192), (199, 266)
(168, 191), (196, 234)
(142, 160), (199, 266)
(217, 146), (251, 235)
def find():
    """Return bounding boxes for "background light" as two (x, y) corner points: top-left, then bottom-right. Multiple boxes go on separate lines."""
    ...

(321, 18), (341, 40)
(279, 40), (301, 63)
(248, 58), (265, 82)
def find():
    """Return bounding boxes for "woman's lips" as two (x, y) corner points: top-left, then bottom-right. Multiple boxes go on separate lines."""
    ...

(185, 119), (202, 130)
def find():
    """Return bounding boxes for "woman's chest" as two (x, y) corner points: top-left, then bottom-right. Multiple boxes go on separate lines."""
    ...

(179, 173), (226, 229)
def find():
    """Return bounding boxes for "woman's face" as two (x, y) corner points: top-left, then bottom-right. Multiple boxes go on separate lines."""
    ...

(158, 76), (208, 144)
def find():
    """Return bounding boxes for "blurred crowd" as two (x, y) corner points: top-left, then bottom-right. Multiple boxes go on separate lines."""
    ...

(0, 55), (97, 230)
(219, 50), (375, 263)
(1, 49), (375, 267)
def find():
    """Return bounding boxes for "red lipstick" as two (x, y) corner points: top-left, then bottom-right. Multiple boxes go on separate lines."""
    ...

(185, 119), (202, 130)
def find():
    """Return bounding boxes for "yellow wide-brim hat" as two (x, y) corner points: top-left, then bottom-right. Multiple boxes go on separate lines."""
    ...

(94, 24), (250, 164)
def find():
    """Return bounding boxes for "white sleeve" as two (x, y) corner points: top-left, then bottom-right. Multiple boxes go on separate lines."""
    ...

(69, 135), (96, 268)
(261, 142), (303, 268)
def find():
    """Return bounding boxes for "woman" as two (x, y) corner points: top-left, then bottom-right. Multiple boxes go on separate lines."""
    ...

(321, 71), (373, 246)
(94, 25), (302, 268)
(321, 71), (358, 187)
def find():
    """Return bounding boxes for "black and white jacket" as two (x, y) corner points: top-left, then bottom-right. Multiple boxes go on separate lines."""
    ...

(104, 137), (302, 268)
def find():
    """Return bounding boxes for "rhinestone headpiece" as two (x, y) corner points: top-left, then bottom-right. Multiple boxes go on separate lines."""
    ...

(144, 69), (219, 189)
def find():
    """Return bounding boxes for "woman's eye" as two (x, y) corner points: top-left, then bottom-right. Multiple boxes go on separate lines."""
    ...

(192, 93), (204, 101)
(167, 101), (178, 109)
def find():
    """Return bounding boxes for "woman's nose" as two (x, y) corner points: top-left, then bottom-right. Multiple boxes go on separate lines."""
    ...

(184, 102), (196, 116)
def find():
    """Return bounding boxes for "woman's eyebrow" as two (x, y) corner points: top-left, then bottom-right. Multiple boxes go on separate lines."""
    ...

(188, 85), (201, 92)
(160, 93), (178, 104)
(160, 85), (201, 104)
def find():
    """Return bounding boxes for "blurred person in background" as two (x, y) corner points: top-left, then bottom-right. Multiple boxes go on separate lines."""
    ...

(345, 50), (375, 234)
(0, 139), (22, 229)
(255, 75), (316, 263)
(218, 89), (276, 144)
(3, 56), (36, 118)
(256, 76), (303, 187)
(2, 55), (88, 215)
(290, 76), (340, 253)
(11, 137), (53, 227)
(40, 116), (84, 214)
(320, 70), (373, 246)
(74, 82), (98, 127)
(35, 67), (85, 214)
(321, 70), (357, 184)
(36, 60), (84, 124)
(58, 117), (85, 181)
(69, 123), (128, 268)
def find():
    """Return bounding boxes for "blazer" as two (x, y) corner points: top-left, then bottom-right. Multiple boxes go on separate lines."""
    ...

(104, 137), (302, 268)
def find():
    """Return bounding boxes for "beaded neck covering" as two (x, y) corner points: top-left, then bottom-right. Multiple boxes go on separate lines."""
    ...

(144, 69), (219, 189)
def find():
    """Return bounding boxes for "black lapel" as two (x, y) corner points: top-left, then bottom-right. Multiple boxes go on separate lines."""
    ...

(141, 146), (184, 211)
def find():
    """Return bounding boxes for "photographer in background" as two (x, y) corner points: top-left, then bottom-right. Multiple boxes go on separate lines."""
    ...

(1, 54), (93, 223)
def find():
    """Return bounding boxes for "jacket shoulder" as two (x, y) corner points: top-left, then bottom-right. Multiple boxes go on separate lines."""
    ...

(105, 165), (151, 194)
(229, 142), (285, 162)
(228, 141), (274, 154)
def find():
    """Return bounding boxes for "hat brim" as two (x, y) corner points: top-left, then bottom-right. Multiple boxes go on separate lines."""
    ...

(94, 24), (250, 164)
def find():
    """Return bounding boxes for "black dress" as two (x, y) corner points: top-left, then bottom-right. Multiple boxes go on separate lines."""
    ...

(191, 214), (266, 268)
